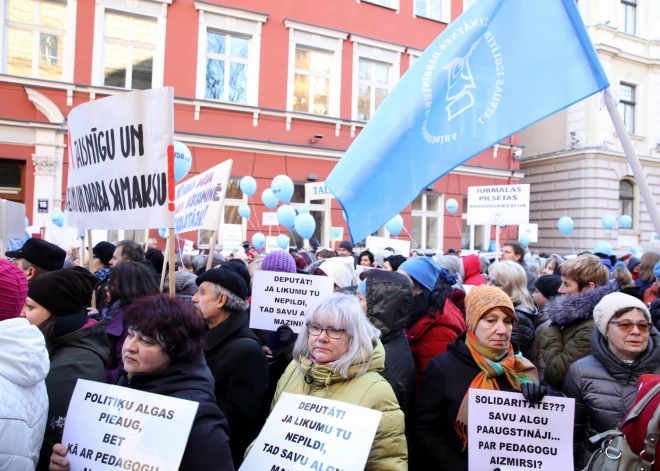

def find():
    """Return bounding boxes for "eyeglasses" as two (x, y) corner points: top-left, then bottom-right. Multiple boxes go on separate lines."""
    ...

(307, 324), (346, 339)
(608, 321), (652, 333)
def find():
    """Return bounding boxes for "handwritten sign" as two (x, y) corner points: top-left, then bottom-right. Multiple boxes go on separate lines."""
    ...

(263, 212), (279, 226)
(174, 160), (232, 234)
(468, 389), (574, 471)
(240, 392), (381, 471)
(328, 227), (344, 241)
(65, 88), (174, 230)
(61, 379), (198, 471)
(467, 184), (530, 226)
(249, 270), (334, 332)
(221, 224), (243, 251)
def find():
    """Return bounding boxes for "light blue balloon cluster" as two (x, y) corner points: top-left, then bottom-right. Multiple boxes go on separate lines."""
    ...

(239, 176), (257, 197)
(601, 215), (616, 230)
(261, 188), (278, 210)
(294, 213), (316, 239)
(252, 232), (266, 250)
(277, 205), (296, 228)
(557, 216), (574, 236)
(238, 204), (250, 219)
(271, 175), (294, 203)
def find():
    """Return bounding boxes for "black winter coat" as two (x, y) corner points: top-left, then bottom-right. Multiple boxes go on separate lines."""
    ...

(116, 362), (234, 471)
(205, 312), (269, 468)
(413, 333), (520, 471)
(511, 304), (538, 359)
(649, 299), (660, 332)
(563, 328), (660, 468)
(364, 270), (416, 415)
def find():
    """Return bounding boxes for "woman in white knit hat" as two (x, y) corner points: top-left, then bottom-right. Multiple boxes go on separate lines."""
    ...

(563, 292), (660, 468)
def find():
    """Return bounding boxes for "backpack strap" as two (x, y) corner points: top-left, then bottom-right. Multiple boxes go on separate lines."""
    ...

(635, 399), (660, 469)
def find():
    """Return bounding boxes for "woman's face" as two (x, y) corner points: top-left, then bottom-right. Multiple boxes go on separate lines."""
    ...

(307, 322), (351, 364)
(606, 309), (650, 361)
(486, 276), (510, 296)
(383, 261), (393, 271)
(474, 307), (514, 352)
(23, 297), (51, 326)
(360, 256), (372, 267)
(122, 328), (171, 375)
(631, 265), (641, 275)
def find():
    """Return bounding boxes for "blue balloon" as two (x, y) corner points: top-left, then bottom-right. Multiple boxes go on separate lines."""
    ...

(445, 198), (459, 215)
(173, 141), (192, 183)
(51, 210), (64, 228)
(619, 215), (632, 229)
(271, 175), (294, 203)
(294, 213), (316, 240)
(297, 204), (310, 214)
(519, 234), (531, 247)
(158, 228), (167, 238)
(24, 216), (29, 228)
(252, 232), (266, 250)
(239, 176), (257, 197)
(277, 234), (290, 250)
(385, 214), (404, 236)
(342, 211), (347, 221)
(238, 204), (250, 219)
(594, 240), (612, 257)
(557, 216), (574, 236)
(261, 188), (278, 210)
(601, 215), (616, 230)
(277, 205), (296, 228)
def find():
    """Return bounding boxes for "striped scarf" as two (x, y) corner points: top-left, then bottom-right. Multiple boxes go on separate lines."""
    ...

(454, 330), (539, 451)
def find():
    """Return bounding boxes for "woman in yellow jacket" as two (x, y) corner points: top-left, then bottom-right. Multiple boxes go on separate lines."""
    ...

(268, 292), (407, 470)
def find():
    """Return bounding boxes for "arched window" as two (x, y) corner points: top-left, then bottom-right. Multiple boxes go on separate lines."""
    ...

(619, 179), (635, 228)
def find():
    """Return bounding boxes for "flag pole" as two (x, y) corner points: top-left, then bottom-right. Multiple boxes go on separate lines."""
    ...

(604, 91), (660, 238)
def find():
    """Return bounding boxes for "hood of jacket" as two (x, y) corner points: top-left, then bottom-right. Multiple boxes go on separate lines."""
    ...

(406, 299), (466, 343)
(545, 281), (620, 327)
(299, 339), (385, 390)
(365, 270), (412, 342)
(53, 320), (110, 363)
(462, 254), (481, 280)
(590, 327), (660, 382)
(123, 361), (216, 402)
(0, 317), (49, 387)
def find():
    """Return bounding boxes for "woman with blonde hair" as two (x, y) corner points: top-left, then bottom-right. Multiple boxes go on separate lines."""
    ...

(487, 261), (538, 358)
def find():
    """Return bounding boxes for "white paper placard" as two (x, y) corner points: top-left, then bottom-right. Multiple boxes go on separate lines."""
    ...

(468, 389), (574, 471)
(263, 212), (279, 226)
(328, 227), (344, 241)
(519, 224), (538, 243)
(61, 379), (199, 471)
(221, 224), (243, 251)
(365, 236), (411, 257)
(354, 264), (379, 284)
(65, 88), (174, 230)
(467, 184), (530, 226)
(0, 199), (26, 239)
(265, 235), (284, 253)
(240, 392), (381, 471)
(304, 182), (334, 201)
(174, 160), (233, 234)
(249, 270), (334, 332)
(182, 239), (194, 254)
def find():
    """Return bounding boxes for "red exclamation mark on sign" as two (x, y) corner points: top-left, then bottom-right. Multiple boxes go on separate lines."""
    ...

(167, 144), (175, 211)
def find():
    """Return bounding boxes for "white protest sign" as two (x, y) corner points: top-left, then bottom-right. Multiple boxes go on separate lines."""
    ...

(467, 184), (530, 226)
(265, 235), (282, 253)
(240, 392), (381, 471)
(65, 88), (174, 230)
(61, 379), (198, 471)
(174, 160), (232, 234)
(249, 270), (334, 332)
(221, 224), (243, 251)
(468, 389), (574, 471)
(0, 199), (25, 239)
(519, 224), (538, 243)
(365, 235), (411, 256)
(263, 212), (279, 226)
(328, 227), (344, 241)
(182, 239), (194, 254)
(305, 182), (334, 201)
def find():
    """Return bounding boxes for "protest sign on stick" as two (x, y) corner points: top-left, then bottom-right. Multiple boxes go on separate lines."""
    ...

(240, 392), (381, 471)
(250, 271), (334, 332)
(61, 379), (198, 471)
(468, 389), (575, 471)
(0, 199), (25, 258)
(160, 233), (169, 293)
(168, 228), (175, 296)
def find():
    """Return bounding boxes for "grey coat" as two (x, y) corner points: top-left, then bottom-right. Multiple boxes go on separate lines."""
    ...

(563, 327), (660, 467)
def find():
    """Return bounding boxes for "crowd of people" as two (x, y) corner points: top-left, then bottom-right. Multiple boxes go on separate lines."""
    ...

(2, 235), (660, 470)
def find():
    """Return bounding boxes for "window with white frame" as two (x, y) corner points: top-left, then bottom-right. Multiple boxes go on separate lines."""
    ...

(195, 3), (266, 106)
(408, 49), (422, 71)
(360, 0), (399, 10)
(619, 179), (635, 228)
(414, 0), (450, 22)
(621, 0), (637, 35)
(351, 35), (403, 121)
(92, 0), (167, 90)
(286, 21), (346, 117)
(3, 0), (70, 80)
(619, 83), (636, 134)
(461, 196), (488, 251)
(411, 193), (442, 250)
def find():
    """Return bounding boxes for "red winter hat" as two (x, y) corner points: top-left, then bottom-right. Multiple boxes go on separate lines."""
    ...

(0, 258), (28, 321)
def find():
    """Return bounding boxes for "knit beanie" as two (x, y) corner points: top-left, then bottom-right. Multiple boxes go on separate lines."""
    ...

(93, 241), (116, 266)
(28, 267), (96, 318)
(464, 284), (516, 333)
(654, 261), (660, 279)
(399, 257), (440, 292)
(319, 256), (355, 289)
(535, 275), (562, 300)
(0, 258), (28, 321)
(435, 255), (462, 275)
(339, 240), (354, 252)
(594, 292), (650, 336)
(145, 247), (164, 274)
(262, 251), (297, 274)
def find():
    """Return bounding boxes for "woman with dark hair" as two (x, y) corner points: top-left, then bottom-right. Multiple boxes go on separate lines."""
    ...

(103, 261), (160, 383)
(384, 254), (406, 271)
(359, 250), (375, 267)
(49, 295), (234, 471)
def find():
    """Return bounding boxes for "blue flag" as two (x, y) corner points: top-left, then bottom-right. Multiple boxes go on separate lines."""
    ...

(326, 0), (609, 244)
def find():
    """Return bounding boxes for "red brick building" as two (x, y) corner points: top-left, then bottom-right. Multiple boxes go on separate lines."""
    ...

(0, 0), (522, 252)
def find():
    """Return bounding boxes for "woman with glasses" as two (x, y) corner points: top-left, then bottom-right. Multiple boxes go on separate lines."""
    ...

(563, 293), (660, 468)
(265, 293), (407, 470)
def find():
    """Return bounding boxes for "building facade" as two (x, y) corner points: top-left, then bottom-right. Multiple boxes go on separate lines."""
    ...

(520, 0), (660, 255)
(0, 0), (522, 252)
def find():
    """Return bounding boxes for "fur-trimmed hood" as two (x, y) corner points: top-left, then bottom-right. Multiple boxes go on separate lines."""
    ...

(545, 281), (619, 327)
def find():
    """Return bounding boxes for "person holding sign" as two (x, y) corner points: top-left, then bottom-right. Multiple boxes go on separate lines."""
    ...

(563, 293), (660, 468)
(263, 293), (407, 470)
(414, 285), (543, 471)
(48, 295), (234, 471)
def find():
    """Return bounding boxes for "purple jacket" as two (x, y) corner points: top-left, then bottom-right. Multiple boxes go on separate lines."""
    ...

(104, 310), (127, 384)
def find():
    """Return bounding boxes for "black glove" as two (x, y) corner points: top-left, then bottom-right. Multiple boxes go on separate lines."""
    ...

(521, 383), (547, 404)
(277, 325), (296, 346)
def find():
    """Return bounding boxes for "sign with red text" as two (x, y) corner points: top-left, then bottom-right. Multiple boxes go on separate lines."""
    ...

(467, 184), (530, 226)
(468, 389), (574, 471)
(241, 392), (381, 471)
(61, 379), (198, 471)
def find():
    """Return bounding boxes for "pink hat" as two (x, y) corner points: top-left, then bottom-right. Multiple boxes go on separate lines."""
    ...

(0, 258), (28, 321)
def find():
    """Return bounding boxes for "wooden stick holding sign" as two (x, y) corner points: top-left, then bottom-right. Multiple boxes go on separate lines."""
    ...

(87, 230), (96, 309)
(206, 231), (217, 270)
(495, 226), (501, 262)
(160, 234), (169, 293)
(168, 228), (175, 297)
